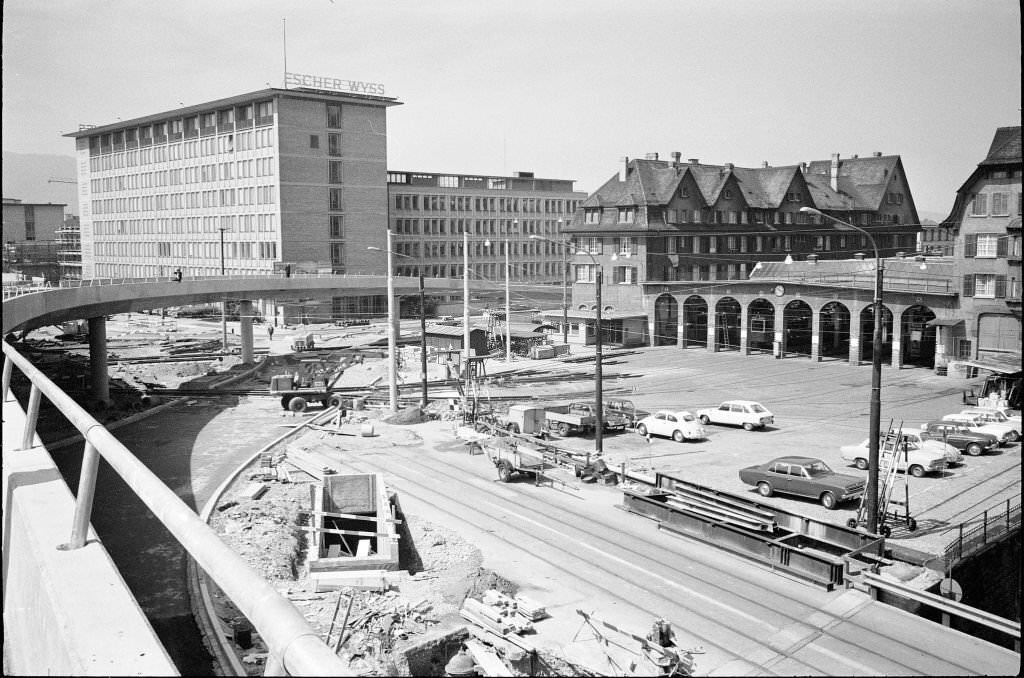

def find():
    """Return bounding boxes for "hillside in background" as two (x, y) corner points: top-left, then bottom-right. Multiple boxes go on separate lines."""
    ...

(2, 152), (78, 214)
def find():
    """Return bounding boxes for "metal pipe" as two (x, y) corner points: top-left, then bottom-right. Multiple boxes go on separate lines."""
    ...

(21, 385), (41, 450)
(1, 340), (351, 675)
(67, 440), (101, 549)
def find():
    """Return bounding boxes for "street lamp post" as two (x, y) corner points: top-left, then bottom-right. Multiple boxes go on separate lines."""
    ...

(419, 274), (428, 408)
(505, 221), (515, 364)
(558, 219), (568, 344)
(801, 206), (884, 534)
(530, 235), (604, 456)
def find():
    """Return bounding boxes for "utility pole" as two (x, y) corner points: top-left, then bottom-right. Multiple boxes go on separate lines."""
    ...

(419, 274), (428, 408)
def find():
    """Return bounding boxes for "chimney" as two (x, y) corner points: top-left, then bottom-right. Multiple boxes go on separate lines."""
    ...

(621, 156), (629, 181)
(645, 152), (659, 160)
(830, 153), (840, 191)
(671, 151), (682, 166)
(762, 161), (770, 168)
(853, 252), (865, 260)
(688, 158), (700, 165)
(872, 151), (882, 157)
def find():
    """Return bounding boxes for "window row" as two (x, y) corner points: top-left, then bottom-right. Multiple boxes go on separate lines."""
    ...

(586, 206), (904, 226)
(393, 193), (580, 215)
(389, 261), (563, 281)
(95, 239), (278, 260)
(392, 218), (562, 236)
(91, 186), (276, 214)
(970, 191), (1022, 217)
(391, 239), (566, 259)
(964, 233), (1016, 258)
(88, 128), (274, 172)
(962, 274), (1010, 299)
(92, 212), (278, 236)
(89, 158), (276, 194)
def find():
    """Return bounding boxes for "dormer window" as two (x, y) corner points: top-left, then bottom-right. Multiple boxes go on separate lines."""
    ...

(724, 189), (733, 199)
(680, 187), (689, 198)
(618, 207), (636, 223)
(584, 208), (601, 224)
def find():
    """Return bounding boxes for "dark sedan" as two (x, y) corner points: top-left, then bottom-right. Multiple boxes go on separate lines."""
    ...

(739, 456), (865, 510)
(920, 421), (1000, 456)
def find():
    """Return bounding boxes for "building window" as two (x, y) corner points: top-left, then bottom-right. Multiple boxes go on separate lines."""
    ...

(616, 237), (636, 255)
(975, 234), (1000, 258)
(575, 263), (598, 283)
(971, 273), (1006, 298)
(328, 133), (341, 156)
(330, 215), (344, 239)
(310, 135), (320, 149)
(956, 339), (973, 360)
(327, 104), (342, 129)
(612, 266), (637, 284)
(971, 193), (988, 216)
(329, 161), (343, 184)
(991, 192), (1009, 216)
(584, 209), (601, 224)
(329, 188), (343, 211)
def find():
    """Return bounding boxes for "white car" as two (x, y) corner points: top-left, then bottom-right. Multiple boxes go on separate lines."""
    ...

(938, 414), (1018, 445)
(839, 438), (950, 477)
(635, 410), (706, 442)
(696, 400), (774, 431)
(960, 408), (1022, 433)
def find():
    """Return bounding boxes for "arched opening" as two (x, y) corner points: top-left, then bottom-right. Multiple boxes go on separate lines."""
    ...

(654, 294), (678, 346)
(715, 297), (741, 351)
(783, 300), (813, 357)
(819, 301), (851, 360)
(747, 299), (775, 354)
(859, 304), (894, 364)
(682, 296), (708, 348)
(901, 305), (937, 368)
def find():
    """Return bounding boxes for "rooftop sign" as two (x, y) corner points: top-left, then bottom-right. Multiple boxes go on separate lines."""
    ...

(285, 72), (386, 96)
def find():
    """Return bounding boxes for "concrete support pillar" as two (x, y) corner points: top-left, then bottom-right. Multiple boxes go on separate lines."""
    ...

(239, 300), (254, 364)
(811, 308), (822, 362)
(676, 319), (685, 348)
(648, 316), (657, 348)
(934, 328), (947, 372)
(849, 334), (861, 365)
(739, 305), (750, 355)
(87, 316), (109, 405)
(891, 338), (902, 370)
(706, 306), (717, 352)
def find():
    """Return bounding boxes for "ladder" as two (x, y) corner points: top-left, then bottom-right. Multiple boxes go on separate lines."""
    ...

(848, 420), (912, 536)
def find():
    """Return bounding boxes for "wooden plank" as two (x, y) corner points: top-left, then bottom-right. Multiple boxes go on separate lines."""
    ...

(464, 639), (515, 677)
(302, 526), (399, 539)
(355, 539), (371, 558)
(308, 509), (401, 524)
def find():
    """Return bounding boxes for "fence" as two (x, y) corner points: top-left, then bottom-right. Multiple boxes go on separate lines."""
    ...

(942, 495), (1021, 572)
(2, 340), (350, 676)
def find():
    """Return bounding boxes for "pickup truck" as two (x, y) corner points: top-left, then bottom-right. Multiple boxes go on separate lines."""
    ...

(544, 403), (600, 436)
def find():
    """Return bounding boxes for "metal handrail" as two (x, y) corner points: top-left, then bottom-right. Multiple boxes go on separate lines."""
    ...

(942, 495), (1021, 571)
(1, 340), (349, 676)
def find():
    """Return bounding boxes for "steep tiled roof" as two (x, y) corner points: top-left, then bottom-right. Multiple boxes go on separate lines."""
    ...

(980, 126), (1022, 165)
(804, 155), (900, 210)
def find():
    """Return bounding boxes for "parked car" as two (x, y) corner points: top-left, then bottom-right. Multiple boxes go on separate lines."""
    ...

(958, 409), (1021, 439)
(697, 400), (774, 431)
(840, 431), (961, 467)
(738, 456), (864, 509)
(635, 410), (706, 442)
(938, 413), (1017, 445)
(839, 438), (948, 477)
(920, 421), (1000, 456)
(605, 398), (650, 427)
(960, 405), (1021, 428)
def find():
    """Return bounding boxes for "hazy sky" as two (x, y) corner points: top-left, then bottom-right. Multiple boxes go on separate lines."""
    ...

(3, 0), (1020, 216)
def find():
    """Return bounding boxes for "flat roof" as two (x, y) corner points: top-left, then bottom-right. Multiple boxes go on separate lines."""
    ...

(65, 87), (401, 139)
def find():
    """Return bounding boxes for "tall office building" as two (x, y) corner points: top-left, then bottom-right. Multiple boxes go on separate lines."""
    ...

(66, 87), (399, 283)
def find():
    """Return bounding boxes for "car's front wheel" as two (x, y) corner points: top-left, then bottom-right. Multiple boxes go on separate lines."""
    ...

(636, 424), (648, 437)
(1006, 430), (1020, 442)
(699, 415), (711, 425)
(966, 442), (983, 456)
(820, 492), (838, 510)
(672, 430), (684, 443)
(742, 422), (755, 431)
(854, 457), (869, 471)
(757, 482), (773, 497)
(909, 464), (926, 478)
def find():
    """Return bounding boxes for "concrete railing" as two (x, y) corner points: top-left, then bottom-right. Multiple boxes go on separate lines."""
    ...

(2, 340), (350, 676)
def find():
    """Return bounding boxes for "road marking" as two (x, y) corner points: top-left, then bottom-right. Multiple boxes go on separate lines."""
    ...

(481, 500), (770, 629)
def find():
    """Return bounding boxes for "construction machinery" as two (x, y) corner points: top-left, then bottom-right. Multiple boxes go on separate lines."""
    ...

(269, 354), (363, 412)
(573, 610), (700, 677)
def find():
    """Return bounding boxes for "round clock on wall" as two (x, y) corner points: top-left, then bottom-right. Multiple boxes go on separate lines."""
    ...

(773, 284), (786, 297)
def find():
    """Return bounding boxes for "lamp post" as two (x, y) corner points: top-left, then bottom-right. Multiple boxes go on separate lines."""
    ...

(531, 234), (604, 455)
(369, 234), (418, 413)
(557, 219), (568, 344)
(462, 229), (470, 419)
(218, 226), (231, 355)
(801, 206), (884, 534)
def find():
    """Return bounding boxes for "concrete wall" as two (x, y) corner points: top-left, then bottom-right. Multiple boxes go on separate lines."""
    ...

(2, 399), (175, 676)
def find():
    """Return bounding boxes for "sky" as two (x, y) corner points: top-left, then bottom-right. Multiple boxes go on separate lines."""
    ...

(2, 0), (1020, 218)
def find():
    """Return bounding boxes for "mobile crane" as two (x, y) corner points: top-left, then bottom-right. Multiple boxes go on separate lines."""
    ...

(269, 354), (363, 412)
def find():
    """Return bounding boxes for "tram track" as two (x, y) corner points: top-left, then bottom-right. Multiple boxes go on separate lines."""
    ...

(328, 435), (975, 675)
